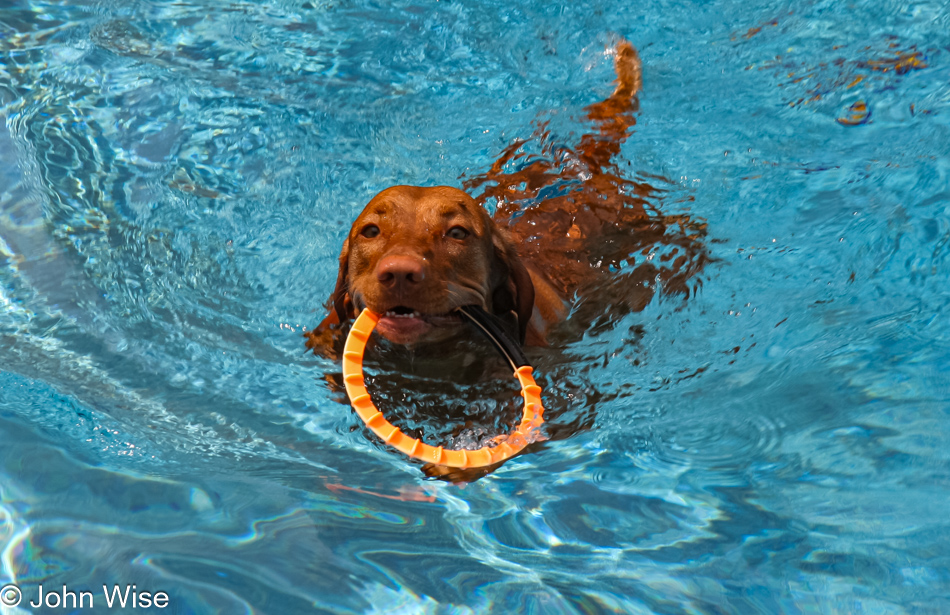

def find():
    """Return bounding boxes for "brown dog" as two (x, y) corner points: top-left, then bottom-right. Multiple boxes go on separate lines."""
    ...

(307, 41), (706, 479)
(307, 40), (701, 356)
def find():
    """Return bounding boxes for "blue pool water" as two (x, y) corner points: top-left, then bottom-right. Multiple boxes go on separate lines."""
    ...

(2, 0), (949, 612)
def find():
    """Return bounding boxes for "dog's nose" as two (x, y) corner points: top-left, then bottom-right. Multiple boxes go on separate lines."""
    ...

(375, 254), (425, 288)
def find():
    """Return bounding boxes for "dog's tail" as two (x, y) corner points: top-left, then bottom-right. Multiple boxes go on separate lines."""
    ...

(612, 39), (642, 101)
(578, 39), (642, 170)
(589, 38), (641, 117)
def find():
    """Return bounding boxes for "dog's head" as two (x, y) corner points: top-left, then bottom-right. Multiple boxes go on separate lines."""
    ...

(330, 186), (534, 346)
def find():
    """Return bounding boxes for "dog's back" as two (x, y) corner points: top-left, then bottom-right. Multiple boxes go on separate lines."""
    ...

(464, 41), (706, 338)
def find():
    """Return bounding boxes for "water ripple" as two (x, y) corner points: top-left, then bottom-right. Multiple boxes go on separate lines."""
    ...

(1, 0), (950, 612)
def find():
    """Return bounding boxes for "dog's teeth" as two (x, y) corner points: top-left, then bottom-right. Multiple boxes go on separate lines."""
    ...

(385, 311), (420, 319)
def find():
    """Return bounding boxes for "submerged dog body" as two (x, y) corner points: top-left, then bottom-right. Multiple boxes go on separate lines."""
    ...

(306, 40), (698, 356)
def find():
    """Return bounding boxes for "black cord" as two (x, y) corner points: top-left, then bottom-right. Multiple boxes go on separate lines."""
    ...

(456, 305), (531, 372)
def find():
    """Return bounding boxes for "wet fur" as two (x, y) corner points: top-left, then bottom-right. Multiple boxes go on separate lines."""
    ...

(306, 40), (707, 482)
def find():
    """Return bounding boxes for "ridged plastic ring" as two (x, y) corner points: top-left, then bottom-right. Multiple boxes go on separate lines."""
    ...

(342, 308), (545, 468)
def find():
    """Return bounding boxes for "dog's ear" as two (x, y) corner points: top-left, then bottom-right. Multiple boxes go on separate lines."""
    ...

(331, 237), (356, 323)
(306, 238), (354, 358)
(489, 228), (535, 344)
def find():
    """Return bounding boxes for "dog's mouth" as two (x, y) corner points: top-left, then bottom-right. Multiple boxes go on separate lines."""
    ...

(381, 305), (462, 322)
(374, 304), (465, 344)
(383, 305), (423, 319)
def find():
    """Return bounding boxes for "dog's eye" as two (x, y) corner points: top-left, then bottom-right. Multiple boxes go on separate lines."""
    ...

(446, 226), (469, 240)
(360, 224), (380, 239)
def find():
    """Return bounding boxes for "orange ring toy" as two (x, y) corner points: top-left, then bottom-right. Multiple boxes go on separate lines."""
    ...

(342, 308), (545, 468)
